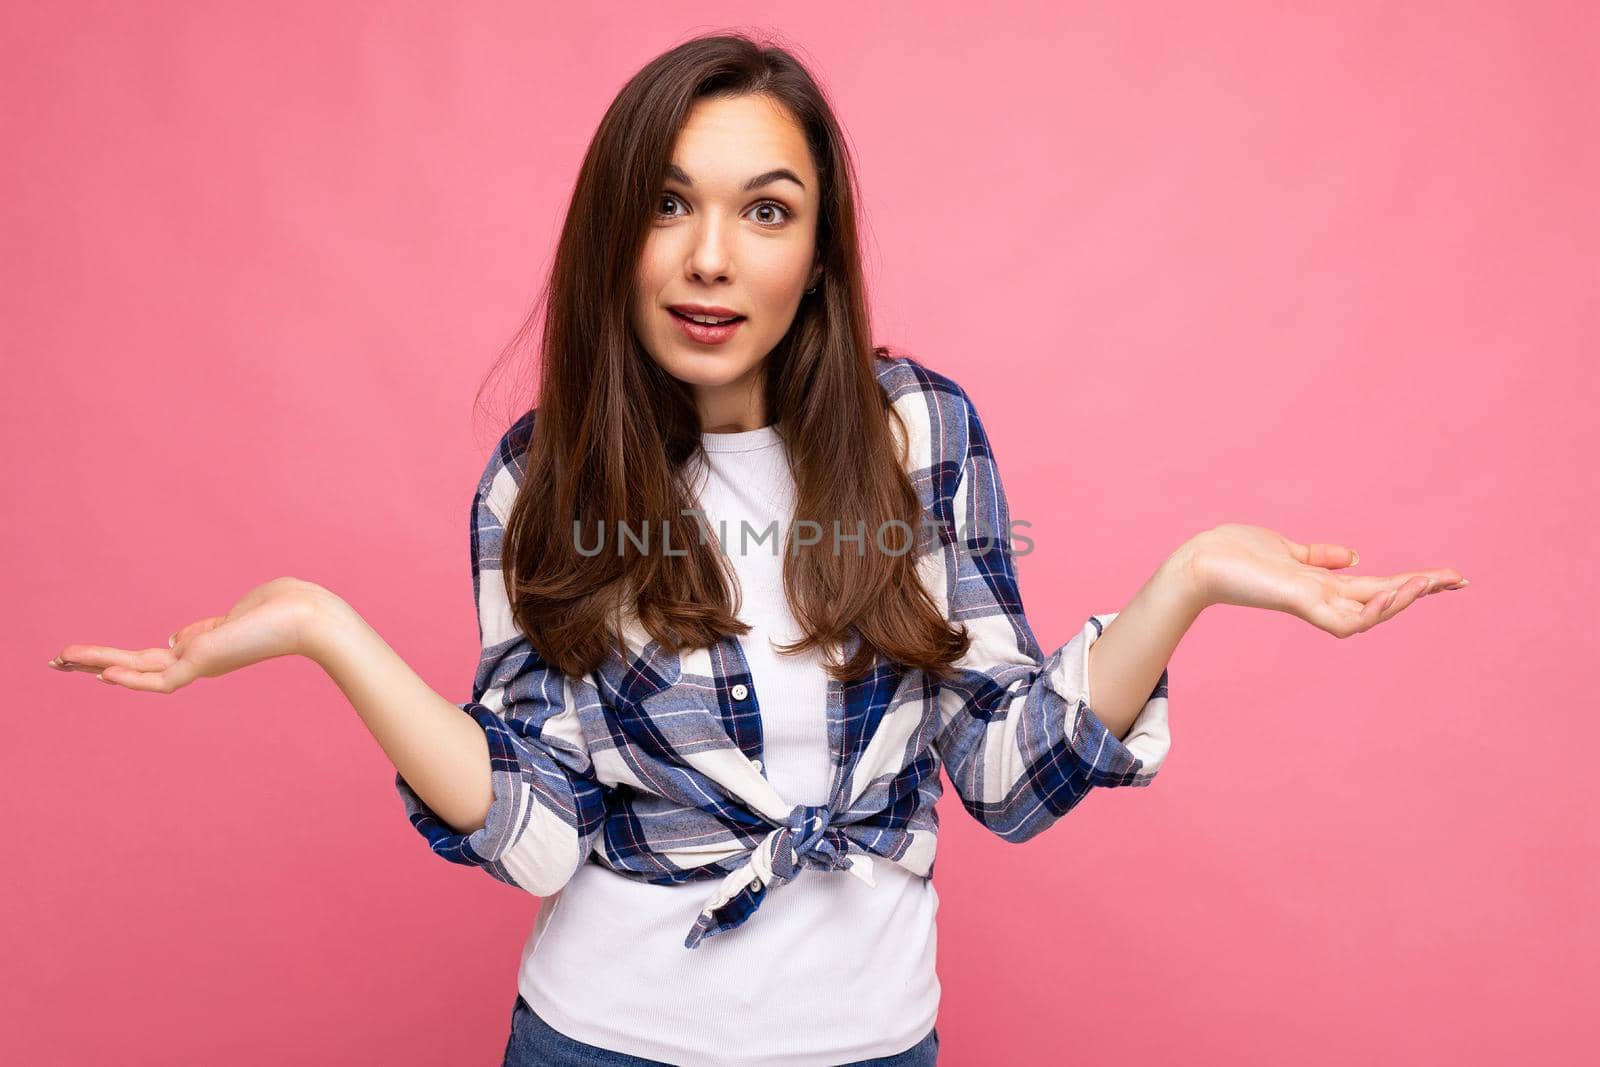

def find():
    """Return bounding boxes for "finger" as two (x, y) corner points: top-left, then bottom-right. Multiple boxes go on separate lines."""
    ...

(1336, 570), (1465, 599)
(52, 615), (227, 671)
(49, 659), (106, 673)
(1342, 575), (1418, 601)
(1286, 538), (1360, 571)
(98, 665), (170, 692)
(1315, 575), (1432, 638)
(1336, 577), (1416, 638)
(1330, 595), (1366, 616)
(100, 657), (199, 694)
(1368, 575), (1431, 627)
(53, 645), (176, 676)
(169, 616), (227, 649)
(1321, 544), (1360, 570)
(49, 645), (147, 671)
(1307, 597), (1372, 638)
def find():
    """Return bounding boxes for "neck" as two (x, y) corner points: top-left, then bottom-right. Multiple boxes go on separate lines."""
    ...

(693, 375), (768, 433)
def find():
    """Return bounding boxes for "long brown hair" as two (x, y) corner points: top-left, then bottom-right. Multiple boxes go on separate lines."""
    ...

(491, 32), (970, 683)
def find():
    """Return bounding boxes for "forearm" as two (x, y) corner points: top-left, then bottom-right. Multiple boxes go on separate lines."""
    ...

(1085, 542), (1208, 740)
(298, 591), (494, 837)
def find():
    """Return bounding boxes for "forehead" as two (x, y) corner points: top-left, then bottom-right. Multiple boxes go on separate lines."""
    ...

(668, 95), (816, 190)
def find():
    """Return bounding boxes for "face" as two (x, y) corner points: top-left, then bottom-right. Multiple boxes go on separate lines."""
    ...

(628, 93), (821, 433)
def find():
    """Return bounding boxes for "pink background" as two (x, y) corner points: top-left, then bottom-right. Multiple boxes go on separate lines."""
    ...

(5, 2), (1595, 1064)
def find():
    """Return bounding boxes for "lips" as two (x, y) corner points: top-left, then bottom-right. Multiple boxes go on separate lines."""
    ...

(668, 306), (746, 345)
(669, 310), (745, 327)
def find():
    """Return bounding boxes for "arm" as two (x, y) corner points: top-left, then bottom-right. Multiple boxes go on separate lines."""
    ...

(306, 431), (609, 897)
(931, 382), (1183, 843)
(309, 593), (500, 837)
(1084, 546), (1207, 741)
(57, 417), (611, 894)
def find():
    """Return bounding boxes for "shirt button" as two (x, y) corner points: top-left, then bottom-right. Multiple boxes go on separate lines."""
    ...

(731, 683), (749, 700)
(750, 758), (763, 772)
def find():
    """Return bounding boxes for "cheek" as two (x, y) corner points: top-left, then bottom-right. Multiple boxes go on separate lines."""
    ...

(746, 254), (811, 308)
(633, 239), (674, 296)
(631, 277), (667, 335)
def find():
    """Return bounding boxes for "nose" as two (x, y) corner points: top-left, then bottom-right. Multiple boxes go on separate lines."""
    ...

(685, 215), (733, 284)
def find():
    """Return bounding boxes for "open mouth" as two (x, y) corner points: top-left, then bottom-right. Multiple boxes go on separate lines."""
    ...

(669, 309), (746, 325)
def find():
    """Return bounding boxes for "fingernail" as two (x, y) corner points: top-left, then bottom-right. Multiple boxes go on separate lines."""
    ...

(97, 672), (109, 682)
(1446, 578), (1469, 590)
(1350, 550), (1359, 566)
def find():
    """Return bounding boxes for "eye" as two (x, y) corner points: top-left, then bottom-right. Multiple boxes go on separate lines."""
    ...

(655, 193), (793, 229)
(749, 200), (792, 227)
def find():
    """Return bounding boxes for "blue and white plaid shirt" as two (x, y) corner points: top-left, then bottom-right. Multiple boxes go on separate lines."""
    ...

(396, 353), (1172, 949)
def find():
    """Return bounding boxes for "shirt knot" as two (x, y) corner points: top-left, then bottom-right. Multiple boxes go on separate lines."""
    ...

(771, 803), (843, 881)
(683, 800), (878, 950)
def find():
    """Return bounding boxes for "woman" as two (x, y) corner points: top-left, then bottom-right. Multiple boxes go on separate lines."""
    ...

(46, 33), (1466, 1067)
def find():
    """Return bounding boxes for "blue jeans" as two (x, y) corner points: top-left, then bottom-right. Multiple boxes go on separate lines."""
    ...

(503, 993), (940, 1066)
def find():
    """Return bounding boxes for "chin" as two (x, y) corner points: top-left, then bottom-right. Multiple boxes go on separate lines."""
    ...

(651, 344), (761, 385)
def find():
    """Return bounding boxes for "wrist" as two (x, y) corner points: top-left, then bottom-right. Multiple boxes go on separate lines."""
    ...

(1162, 535), (1216, 615)
(294, 586), (367, 668)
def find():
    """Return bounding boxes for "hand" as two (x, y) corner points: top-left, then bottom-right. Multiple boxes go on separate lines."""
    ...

(46, 576), (331, 693)
(1182, 523), (1468, 639)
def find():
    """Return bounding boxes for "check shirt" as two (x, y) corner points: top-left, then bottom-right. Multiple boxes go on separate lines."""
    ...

(395, 353), (1173, 949)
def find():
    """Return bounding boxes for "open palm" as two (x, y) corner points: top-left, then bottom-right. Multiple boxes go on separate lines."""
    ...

(1189, 523), (1467, 639)
(46, 576), (324, 693)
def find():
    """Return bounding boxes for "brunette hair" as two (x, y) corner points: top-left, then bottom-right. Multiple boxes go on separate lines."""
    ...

(489, 32), (970, 683)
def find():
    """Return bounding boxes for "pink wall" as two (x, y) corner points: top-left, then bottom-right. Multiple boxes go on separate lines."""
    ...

(6, 2), (1594, 1063)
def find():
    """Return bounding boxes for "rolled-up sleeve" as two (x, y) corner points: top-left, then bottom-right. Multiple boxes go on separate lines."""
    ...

(932, 383), (1172, 844)
(395, 425), (609, 897)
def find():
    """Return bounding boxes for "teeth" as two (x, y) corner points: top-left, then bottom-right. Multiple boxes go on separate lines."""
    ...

(679, 311), (738, 325)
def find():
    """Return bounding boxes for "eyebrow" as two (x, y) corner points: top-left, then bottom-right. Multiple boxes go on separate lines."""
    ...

(663, 163), (807, 193)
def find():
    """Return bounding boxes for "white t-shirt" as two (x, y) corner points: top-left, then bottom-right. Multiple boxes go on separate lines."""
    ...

(516, 422), (941, 1065)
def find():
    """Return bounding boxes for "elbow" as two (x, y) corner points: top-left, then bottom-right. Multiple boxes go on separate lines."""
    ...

(495, 817), (591, 897)
(953, 794), (1054, 845)
(988, 806), (1078, 845)
(512, 866), (575, 899)
(955, 779), (1095, 844)
(438, 807), (490, 839)
(991, 822), (1045, 846)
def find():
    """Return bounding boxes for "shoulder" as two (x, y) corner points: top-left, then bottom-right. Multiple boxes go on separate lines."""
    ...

(474, 408), (538, 524)
(872, 348), (969, 406)
(870, 348), (983, 477)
